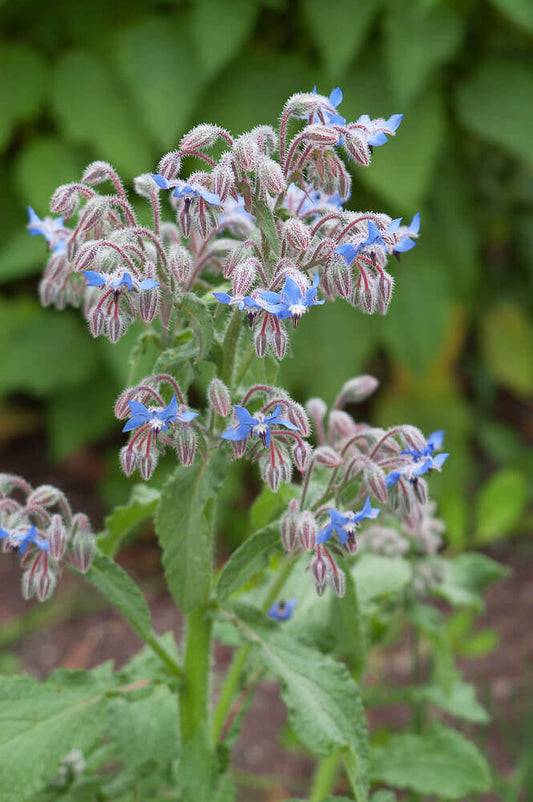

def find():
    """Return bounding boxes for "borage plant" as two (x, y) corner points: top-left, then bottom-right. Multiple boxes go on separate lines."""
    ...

(1, 89), (505, 802)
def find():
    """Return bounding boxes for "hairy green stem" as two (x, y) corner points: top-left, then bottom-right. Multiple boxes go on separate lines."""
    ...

(180, 605), (213, 742)
(309, 751), (340, 801)
(145, 633), (185, 680)
(211, 555), (298, 745)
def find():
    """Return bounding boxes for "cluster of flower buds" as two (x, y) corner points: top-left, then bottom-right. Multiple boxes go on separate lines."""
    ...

(0, 474), (95, 601)
(115, 374), (198, 479)
(219, 384), (311, 492)
(31, 88), (419, 354)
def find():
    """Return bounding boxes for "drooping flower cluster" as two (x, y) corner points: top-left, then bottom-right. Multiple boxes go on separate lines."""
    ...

(0, 474), (96, 601)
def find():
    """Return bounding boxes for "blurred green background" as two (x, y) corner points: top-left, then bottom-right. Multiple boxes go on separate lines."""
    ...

(0, 0), (532, 548)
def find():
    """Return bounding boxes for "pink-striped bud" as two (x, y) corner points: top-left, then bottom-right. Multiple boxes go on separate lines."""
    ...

(364, 465), (388, 504)
(223, 244), (247, 278)
(175, 426), (197, 467)
(413, 478), (428, 506)
(400, 426), (427, 452)
(254, 328), (268, 358)
(36, 566), (56, 602)
(354, 275), (377, 314)
(306, 397), (328, 422)
(139, 285), (160, 324)
(283, 218), (310, 252)
(303, 125), (342, 146)
(231, 439), (248, 459)
(343, 534), (358, 555)
(27, 485), (59, 508)
(314, 446), (343, 468)
(310, 237), (336, 264)
(180, 124), (221, 151)
(331, 569), (346, 598)
(211, 165), (234, 203)
(280, 499), (299, 551)
(233, 134), (258, 172)
(251, 125), (278, 154)
(271, 326), (287, 359)
(285, 402), (310, 436)
(260, 447), (292, 492)
(21, 567), (36, 600)
(71, 532), (96, 574)
(48, 514), (68, 560)
(74, 244), (98, 272)
(179, 206), (191, 238)
(120, 446), (137, 476)
(78, 197), (107, 233)
(311, 552), (328, 592)
(328, 410), (357, 442)
(115, 387), (137, 419)
(139, 454), (156, 481)
(292, 440), (312, 473)
(327, 259), (352, 299)
(157, 150), (182, 179)
(82, 161), (113, 185)
(208, 378), (231, 418)
(376, 271), (394, 314)
(337, 163), (352, 200)
(50, 184), (81, 218)
(298, 511), (318, 552)
(232, 259), (257, 296)
(170, 244), (192, 284)
(71, 513), (91, 538)
(345, 131), (371, 166)
(257, 157), (286, 194)
(338, 375), (379, 405)
(89, 307), (106, 338)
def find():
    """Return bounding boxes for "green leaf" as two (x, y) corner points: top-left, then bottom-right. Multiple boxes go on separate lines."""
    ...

(384, 1), (464, 105)
(216, 522), (282, 603)
(191, 0), (261, 79)
(231, 606), (369, 800)
(0, 672), (110, 802)
(329, 568), (366, 672)
(85, 550), (152, 641)
(360, 89), (446, 210)
(51, 49), (151, 175)
(352, 554), (412, 612)
(0, 298), (98, 397)
(254, 200), (280, 255)
(156, 449), (230, 612)
(152, 338), (198, 393)
(475, 468), (529, 543)
(418, 678), (490, 724)
(370, 725), (491, 798)
(99, 484), (160, 557)
(112, 16), (203, 151)
(14, 136), (83, 212)
(303, 0), (377, 81)
(181, 293), (215, 361)
(456, 60), (533, 168)
(438, 553), (510, 611)
(456, 628), (500, 658)
(480, 302), (533, 398)
(489, 0), (533, 34)
(250, 483), (299, 530)
(0, 44), (47, 150)
(48, 370), (118, 460)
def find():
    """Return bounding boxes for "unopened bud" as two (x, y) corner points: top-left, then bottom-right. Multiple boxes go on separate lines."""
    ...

(298, 511), (318, 551)
(89, 307), (105, 338)
(336, 375), (379, 406)
(284, 92), (328, 118)
(314, 446), (343, 468)
(115, 388), (137, 419)
(36, 567), (56, 602)
(27, 485), (59, 508)
(74, 244), (98, 272)
(280, 499), (299, 551)
(178, 206), (191, 238)
(139, 454), (156, 481)
(49, 514), (68, 560)
(211, 165), (234, 203)
(208, 378), (231, 417)
(254, 327), (268, 358)
(175, 426), (197, 467)
(139, 285), (160, 324)
(311, 552), (328, 590)
(413, 477), (428, 506)
(283, 218), (310, 252)
(231, 439), (248, 459)
(355, 276), (377, 314)
(343, 534), (358, 555)
(157, 150), (182, 179)
(292, 440), (312, 473)
(327, 259), (352, 299)
(120, 446), (137, 476)
(78, 197), (107, 233)
(345, 131), (371, 166)
(376, 271), (394, 314)
(271, 326), (287, 359)
(134, 173), (158, 198)
(71, 532), (96, 573)
(257, 157), (286, 194)
(180, 124), (221, 152)
(285, 402), (310, 437)
(233, 134), (258, 172)
(303, 124), (342, 146)
(251, 125), (278, 154)
(170, 244), (192, 284)
(232, 259), (257, 296)
(331, 569), (346, 598)
(50, 184), (81, 218)
(108, 314), (125, 343)
(21, 568), (36, 600)
(400, 426), (426, 452)
(328, 410), (357, 442)
(365, 465), (388, 504)
(306, 397), (328, 421)
(82, 161), (113, 185)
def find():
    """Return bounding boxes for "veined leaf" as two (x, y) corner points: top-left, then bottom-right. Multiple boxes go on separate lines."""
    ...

(216, 522), (282, 603)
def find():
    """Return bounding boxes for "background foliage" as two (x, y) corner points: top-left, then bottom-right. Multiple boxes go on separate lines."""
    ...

(0, 0), (532, 548)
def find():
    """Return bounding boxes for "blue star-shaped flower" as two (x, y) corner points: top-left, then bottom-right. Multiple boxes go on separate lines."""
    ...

(213, 292), (262, 314)
(83, 271), (159, 292)
(386, 430), (449, 487)
(258, 273), (324, 326)
(335, 221), (385, 265)
(221, 405), (299, 448)
(355, 113), (403, 146)
(388, 213), (420, 254)
(311, 86), (346, 126)
(0, 524), (50, 555)
(317, 498), (381, 546)
(27, 207), (69, 253)
(151, 174), (221, 206)
(268, 598), (298, 621)
(123, 395), (198, 434)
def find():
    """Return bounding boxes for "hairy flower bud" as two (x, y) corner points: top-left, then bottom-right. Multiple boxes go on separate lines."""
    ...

(337, 375), (379, 407)
(211, 164), (234, 203)
(78, 197), (107, 234)
(180, 124), (221, 152)
(254, 327), (268, 359)
(89, 307), (105, 338)
(208, 378), (231, 418)
(280, 499), (299, 551)
(139, 454), (157, 481)
(306, 397), (328, 422)
(50, 184), (81, 218)
(233, 134), (258, 172)
(231, 439), (248, 459)
(120, 446), (137, 476)
(257, 157), (286, 195)
(48, 514), (68, 560)
(344, 131), (371, 166)
(271, 326), (287, 359)
(157, 150), (182, 179)
(285, 402), (311, 437)
(36, 566), (56, 602)
(82, 161), (113, 185)
(134, 173), (158, 198)
(314, 446), (343, 468)
(232, 259), (257, 296)
(354, 273), (377, 314)
(283, 218), (310, 252)
(139, 271), (160, 324)
(251, 125), (278, 154)
(400, 426), (427, 452)
(260, 447), (292, 492)
(376, 270), (394, 314)
(298, 511), (318, 551)
(169, 244), (192, 284)
(175, 426), (197, 467)
(328, 410), (358, 443)
(327, 259), (352, 299)
(331, 569), (345, 598)
(311, 552), (328, 593)
(71, 532), (96, 574)
(27, 485), (59, 508)
(21, 568), (36, 600)
(303, 125), (342, 146)
(292, 440), (312, 473)
(74, 244), (98, 273)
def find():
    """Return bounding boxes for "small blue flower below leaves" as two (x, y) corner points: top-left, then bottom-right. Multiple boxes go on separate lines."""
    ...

(268, 598), (297, 621)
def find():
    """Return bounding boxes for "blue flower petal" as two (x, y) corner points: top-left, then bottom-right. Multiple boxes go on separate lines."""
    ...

(83, 270), (106, 287)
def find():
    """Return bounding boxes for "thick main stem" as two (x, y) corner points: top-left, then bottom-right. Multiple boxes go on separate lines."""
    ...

(309, 751), (340, 801)
(180, 605), (213, 743)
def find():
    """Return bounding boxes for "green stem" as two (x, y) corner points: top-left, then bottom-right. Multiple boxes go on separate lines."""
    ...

(309, 751), (340, 801)
(180, 605), (213, 742)
(220, 309), (242, 390)
(145, 633), (184, 680)
(210, 555), (297, 745)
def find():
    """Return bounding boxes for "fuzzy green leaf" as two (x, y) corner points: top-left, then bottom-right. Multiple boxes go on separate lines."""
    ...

(216, 522), (282, 603)
(352, 554), (412, 612)
(371, 725), (491, 798)
(437, 553), (510, 611)
(475, 468), (529, 543)
(181, 293), (215, 361)
(156, 449), (230, 612)
(99, 484), (161, 557)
